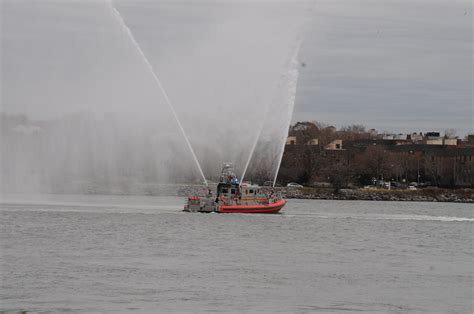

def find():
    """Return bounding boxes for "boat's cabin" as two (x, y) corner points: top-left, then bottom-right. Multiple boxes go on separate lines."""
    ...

(239, 183), (261, 198)
(214, 163), (267, 205)
(217, 182), (260, 196)
(216, 183), (239, 198)
(216, 181), (266, 206)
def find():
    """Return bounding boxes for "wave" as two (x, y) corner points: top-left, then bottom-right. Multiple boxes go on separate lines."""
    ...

(285, 213), (474, 222)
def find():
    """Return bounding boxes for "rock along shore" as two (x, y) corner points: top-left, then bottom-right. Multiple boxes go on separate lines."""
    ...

(42, 182), (473, 203)
(268, 187), (474, 203)
(167, 185), (474, 203)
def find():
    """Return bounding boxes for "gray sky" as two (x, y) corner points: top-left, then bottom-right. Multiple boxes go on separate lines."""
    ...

(1, 0), (473, 135)
(296, 0), (473, 135)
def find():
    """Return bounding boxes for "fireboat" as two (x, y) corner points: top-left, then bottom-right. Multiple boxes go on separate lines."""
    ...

(183, 163), (286, 214)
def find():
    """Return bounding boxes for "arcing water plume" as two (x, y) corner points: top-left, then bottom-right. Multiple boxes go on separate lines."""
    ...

(240, 40), (302, 185)
(107, 0), (208, 186)
(241, 44), (301, 186)
(239, 97), (271, 183)
(242, 2), (316, 186)
(239, 58), (293, 184)
(271, 3), (318, 186)
(272, 45), (301, 187)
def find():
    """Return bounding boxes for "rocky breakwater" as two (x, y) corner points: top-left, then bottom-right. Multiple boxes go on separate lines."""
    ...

(270, 187), (474, 203)
(63, 181), (473, 203)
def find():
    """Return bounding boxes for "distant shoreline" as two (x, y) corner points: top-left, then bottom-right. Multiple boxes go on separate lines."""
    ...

(2, 186), (473, 204)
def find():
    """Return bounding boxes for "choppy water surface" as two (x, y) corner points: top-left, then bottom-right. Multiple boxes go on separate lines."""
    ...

(1, 195), (473, 313)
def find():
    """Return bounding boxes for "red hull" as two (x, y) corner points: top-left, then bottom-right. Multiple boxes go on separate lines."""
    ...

(218, 199), (286, 214)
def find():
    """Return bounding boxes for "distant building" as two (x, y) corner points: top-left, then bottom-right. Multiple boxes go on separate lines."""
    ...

(306, 138), (319, 145)
(427, 138), (443, 145)
(467, 135), (474, 145)
(368, 128), (378, 136)
(389, 145), (474, 187)
(382, 134), (394, 140)
(387, 134), (410, 146)
(409, 133), (423, 142)
(326, 139), (343, 150)
(426, 132), (441, 139)
(394, 134), (407, 140)
(443, 138), (457, 146)
(286, 136), (297, 145)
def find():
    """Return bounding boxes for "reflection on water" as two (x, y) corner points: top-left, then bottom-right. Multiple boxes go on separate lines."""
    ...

(1, 195), (473, 313)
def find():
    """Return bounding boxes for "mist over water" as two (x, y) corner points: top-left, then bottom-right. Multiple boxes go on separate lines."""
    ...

(1, 0), (313, 194)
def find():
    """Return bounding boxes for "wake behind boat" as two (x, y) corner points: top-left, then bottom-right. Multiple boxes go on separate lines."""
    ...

(184, 163), (286, 214)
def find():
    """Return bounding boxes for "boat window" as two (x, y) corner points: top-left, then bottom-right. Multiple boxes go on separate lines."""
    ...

(249, 189), (253, 194)
(231, 188), (236, 194)
(245, 190), (248, 195)
(222, 188), (228, 194)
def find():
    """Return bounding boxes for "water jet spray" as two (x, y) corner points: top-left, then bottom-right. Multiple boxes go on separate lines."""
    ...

(107, 0), (208, 186)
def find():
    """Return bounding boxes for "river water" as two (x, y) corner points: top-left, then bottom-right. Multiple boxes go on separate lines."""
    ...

(1, 195), (472, 313)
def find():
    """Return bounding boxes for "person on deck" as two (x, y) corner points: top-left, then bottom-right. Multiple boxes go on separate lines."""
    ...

(219, 193), (226, 206)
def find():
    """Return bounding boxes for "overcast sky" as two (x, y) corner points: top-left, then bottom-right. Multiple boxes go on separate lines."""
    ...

(1, 0), (472, 136)
(296, 0), (472, 136)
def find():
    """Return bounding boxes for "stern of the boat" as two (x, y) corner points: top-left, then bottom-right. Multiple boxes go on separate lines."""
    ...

(183, 197), (215, 213)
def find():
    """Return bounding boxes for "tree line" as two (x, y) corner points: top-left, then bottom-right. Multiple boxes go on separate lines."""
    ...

(277, 121), (473, 190)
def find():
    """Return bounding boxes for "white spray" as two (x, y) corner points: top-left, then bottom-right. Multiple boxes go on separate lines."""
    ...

(107, 0), (208, 186)
(272, 44), (301, 187)
(242, 2), (316, 187)
(271, 2), (318, 187)
(240, 65), (291, 184)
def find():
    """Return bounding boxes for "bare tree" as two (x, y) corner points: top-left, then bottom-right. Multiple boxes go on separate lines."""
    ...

(444, 129), (457, 139)
(320, 157), (354, 193)
(423, 155), (441, 186)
